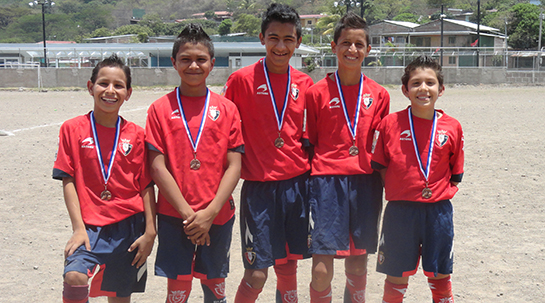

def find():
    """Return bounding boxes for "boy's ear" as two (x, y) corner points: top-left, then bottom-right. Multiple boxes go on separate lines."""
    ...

(330, 40), (337, 54)
(170, 57), (176, 68)
(259, 32), (265, 45)
(210, 58), (215, 70)
(439, 85), (445, 97)
(296, 36), (302, 48)
(125, 87), (133, 101)
(401, 84), (410, 98)
(87, 80), (94, 96)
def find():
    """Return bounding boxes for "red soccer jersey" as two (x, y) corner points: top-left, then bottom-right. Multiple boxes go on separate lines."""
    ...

(306, 73), (390, 176)
(146, 89), (244, 225)
(53, 113), (151, 226)
(371, 108), (464, 203)
(222, 59), (314, 181)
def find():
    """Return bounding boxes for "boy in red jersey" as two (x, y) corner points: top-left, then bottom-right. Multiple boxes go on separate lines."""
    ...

(53, 54), (156, 303)
(146, 24), (243, 303)
(222, 4), (314, 303)
(305, 12), (390, 302)
(371, 55), (464, 303)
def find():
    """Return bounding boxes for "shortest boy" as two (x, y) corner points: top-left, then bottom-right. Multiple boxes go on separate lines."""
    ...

(371, 55), (464, 303)
(146, 23), (243, 303)
(54, 54), (156, 303)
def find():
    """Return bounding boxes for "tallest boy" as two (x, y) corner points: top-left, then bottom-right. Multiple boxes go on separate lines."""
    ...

(222, 3), (314, 303)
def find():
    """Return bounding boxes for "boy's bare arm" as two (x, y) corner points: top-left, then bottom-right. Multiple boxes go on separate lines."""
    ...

(62, 177), (90, 258)
(129, 186), (157, 268)
(148, 150), (195, 220)
(184, 150), (241, 246)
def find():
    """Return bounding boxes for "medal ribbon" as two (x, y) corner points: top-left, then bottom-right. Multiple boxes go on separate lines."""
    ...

(90, 111), (120, 186)
(334, 71), (363, 141)
(263, 58), (291, 132)
(176, 87), (210, 154)
(408, 107), (437, 182)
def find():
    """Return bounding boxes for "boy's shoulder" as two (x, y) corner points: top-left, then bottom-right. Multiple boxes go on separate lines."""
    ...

(149, 89), (178, 108)
(363, 74), (388, 93)
(61, 112), (91, 130)
(437, 110), (463, 129)
(228, 61), (260, 81)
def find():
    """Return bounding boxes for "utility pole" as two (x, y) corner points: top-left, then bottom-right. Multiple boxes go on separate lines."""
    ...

(476, 0), (480, 67)
(440, 5), (445, 66)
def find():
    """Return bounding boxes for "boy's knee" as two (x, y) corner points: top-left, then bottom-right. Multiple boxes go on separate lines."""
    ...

(345, 255), (368, 275)
(64, 271), (89, 285)
(243, 268), (268, 289)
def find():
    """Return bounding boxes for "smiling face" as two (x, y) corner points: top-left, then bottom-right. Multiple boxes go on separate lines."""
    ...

(402, 67), (445, 119)
(171, 42), (215, 95)
(259, 21), (301, 74)
(88, 66), (131, 116)
(331, 27), (371, 71)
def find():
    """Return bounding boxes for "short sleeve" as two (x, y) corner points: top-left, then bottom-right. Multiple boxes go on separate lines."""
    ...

(52, 122), (75, 180)
(371, 120), (389, 170)
(228, 104), (244, 152)
(145, 104), (165, 154)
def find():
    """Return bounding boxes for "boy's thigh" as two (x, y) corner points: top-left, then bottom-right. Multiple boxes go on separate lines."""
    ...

(65, 213), (147, 297)
(376, 200), (453, 277)
(309, 174), (382, 255)
(156, 214), (234, 280)
(240, 173), (310, 269)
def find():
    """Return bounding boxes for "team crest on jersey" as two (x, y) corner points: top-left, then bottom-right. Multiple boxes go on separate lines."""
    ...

(170, 109), (181, 119)
(257, 84), (269, 95)
(168, 290), (187, 303)
(208, 106), (220, 121)
(362, 94), (373, 110)
(244, 248), (256, 265)
(329, 97), (341, 109)
(437, 131), (449, 147)
(291, 83), (299, 100)
(400, 130), (412, 141)
(81, 137), (94, 149)
(120, 138), (133, 156)
(378, 251), (385, 265)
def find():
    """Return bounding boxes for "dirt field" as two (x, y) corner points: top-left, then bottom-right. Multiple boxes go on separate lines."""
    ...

(0, 85), (544, 302)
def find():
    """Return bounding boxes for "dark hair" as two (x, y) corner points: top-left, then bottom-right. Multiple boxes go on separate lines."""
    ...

(172, 23), (214, 59)
(401, 55), (444, 88)
(333, 12), (370, 46)
(261, 3), (302, 39)
(90, 54), (131, 89)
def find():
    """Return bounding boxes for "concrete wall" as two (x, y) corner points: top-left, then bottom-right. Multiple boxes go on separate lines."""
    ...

(1, 67), (545, 89)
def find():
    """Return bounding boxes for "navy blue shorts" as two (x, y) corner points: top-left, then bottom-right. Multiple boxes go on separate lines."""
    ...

(376, 200), (454, 277)
(309, 172), (383, 256)
(155, 214), (234, 280)
(64, 213), (147, 298)
(240, 172), (311, 269)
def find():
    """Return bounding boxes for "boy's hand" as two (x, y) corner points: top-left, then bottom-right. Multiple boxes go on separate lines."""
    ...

(183, 209), (215, 246)
(64, 229), (90, 259)
(129, 232), (156, 268)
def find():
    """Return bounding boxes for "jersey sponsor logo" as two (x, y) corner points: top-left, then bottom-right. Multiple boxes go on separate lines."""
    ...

(81, 137), (95, 149)
(168, 290), (188, 303)
(362, 93), (373, 109)
(256, 84), (269, 95)
(291, 83), (299, 100)
(284, 290), (298, 303)
(329, 97), (341, 109)
(120, 138), (133, 156)
(372, 130), (380, 153)
(400, 130), (412, 141)
(437, 131), (449, 147)
(208, 105), (220, 121)
(170, 109), (181, 119)
(220, 85), (227, 96)
(244, 248), (256, 265)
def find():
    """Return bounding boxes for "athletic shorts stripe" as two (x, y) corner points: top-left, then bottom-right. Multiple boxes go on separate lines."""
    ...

(240, 172), (311, 269)
(155, 214), (234, 280)
(309, 172), (383, 256)
(376, 200), (454, 277)
(64, 213), (147, 298)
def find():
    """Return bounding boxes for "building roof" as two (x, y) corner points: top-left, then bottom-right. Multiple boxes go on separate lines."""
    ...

(383, 20), (420, 29)
(443, 19), (500, 33)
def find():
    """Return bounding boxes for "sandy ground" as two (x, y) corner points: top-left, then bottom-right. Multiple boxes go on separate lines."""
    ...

(0, 84), (544, 302)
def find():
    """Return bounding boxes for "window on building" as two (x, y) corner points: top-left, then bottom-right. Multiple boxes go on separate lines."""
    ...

(449, 36), (456, 44)
(372, 37), (380, 45)
(396, 36), (406, 43)
(415, 37), (431, 47)
(307, 20), (312, 25)
(448, 56), (456, 64)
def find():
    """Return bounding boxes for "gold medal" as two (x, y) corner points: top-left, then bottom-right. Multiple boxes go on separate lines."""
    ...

(422, 187), (432, 199)
(190, 158), (201, 170)
(274, 136), (285, 148)
(100, 189), (112, 201)
(349, 145), (359, 156)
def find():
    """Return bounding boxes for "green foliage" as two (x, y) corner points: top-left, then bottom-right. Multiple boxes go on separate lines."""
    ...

(140, 13), (166, 35)
(508, 3), (542, 49)
(113, 24), (154, 42)
(204, 10), (217, 19)
(392, 13), (420, 23)
(218, 19), (233, 36)
(90, 27), (112, 38)
(0, 5), (32, 29)
(232, 13), (261, 36)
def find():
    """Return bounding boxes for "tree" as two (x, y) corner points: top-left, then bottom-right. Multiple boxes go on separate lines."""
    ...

(232, 13), (261, 36)
(114, 24), (154, 42)
(140, 13), (166, 36)
(204, 10), (217, 20)
(393, 13), (421, 23)
(218, 19), (233, 36)
(508, 3), (541, 49)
